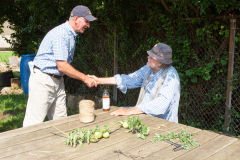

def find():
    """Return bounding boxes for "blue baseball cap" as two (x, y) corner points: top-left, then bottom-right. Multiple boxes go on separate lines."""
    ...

(71, 5), (97, 21)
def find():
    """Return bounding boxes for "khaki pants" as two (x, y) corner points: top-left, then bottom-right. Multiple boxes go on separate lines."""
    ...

(23, 68), (67, 127)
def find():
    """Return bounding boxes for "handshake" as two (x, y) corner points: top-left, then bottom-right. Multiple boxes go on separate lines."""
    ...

(83, 74), (143, 116)
(83, 75), (117, 88)
(84, 75), (98, 88)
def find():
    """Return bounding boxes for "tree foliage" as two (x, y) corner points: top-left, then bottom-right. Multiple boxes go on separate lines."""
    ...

(0, 0), (240, 56)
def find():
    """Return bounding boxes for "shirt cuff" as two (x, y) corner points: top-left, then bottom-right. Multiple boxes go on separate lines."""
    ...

(114, 74), (127, 94)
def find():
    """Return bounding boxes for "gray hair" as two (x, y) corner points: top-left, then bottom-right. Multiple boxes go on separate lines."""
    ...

(69, 16), (74, 21)
(162, 63), (172, 69)
(69, 16), (84, 21)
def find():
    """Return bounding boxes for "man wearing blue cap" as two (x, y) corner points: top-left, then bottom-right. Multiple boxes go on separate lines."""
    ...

(89, 43), (181, 123)
(23, 5), (97, 127)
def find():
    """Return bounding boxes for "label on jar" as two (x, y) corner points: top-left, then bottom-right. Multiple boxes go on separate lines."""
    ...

(102, 97), (110, 109)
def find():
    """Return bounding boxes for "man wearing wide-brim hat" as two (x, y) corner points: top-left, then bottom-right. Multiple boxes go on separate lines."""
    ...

(23, 5), (98, 127)
(89, 43), (181, 123)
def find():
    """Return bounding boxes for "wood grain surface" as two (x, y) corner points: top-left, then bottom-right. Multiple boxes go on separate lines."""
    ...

(0, 106), (239, 160)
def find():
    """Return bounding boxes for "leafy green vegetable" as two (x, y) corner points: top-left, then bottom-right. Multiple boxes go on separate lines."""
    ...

(151, 128), (201, 150)
(127, 115), (150, 140)
(63, 116), (150, 147)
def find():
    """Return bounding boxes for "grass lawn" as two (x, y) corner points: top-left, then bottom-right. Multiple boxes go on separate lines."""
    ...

(0, 92), (78, 132)
(0, 51), (15, 64)
(0, 93), (28, 132)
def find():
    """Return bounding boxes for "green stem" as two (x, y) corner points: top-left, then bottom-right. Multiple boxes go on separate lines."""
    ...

(106, 121), (122, 130)
(46, 122), (68, 137)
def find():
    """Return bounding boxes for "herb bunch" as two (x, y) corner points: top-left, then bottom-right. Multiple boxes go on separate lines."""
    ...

(151, 129), (201, 150)
(64, 125), (110, 147)
(126, 116), (150, 139)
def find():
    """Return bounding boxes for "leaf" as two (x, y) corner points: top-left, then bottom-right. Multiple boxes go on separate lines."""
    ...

(186, 70), (193, 76)
(191, 76), (197, 83)
(221, 60), (227, 66)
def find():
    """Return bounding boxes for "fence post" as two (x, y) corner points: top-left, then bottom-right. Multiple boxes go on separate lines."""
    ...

(113, 28), (118, 103)
(224, 19), (237, 132)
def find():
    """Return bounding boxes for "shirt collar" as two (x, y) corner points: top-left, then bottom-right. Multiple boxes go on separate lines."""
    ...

(151, 68), (164, 81)
(65, 21), (78, 38)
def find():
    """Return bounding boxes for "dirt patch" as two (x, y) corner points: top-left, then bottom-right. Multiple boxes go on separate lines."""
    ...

(0, 87), (24, 95)
(0, 111), (10, 121)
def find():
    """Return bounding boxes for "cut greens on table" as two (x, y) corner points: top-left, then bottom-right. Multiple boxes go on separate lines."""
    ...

(151, 128), (201, 150)
(47, 115), (150, 148)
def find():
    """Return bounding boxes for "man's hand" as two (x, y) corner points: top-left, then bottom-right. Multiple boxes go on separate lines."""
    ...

(87, 75), (117, 85)
(88, 75), (98, 84)
(84, 76), (97, 88)
(110, 107), (144, 116)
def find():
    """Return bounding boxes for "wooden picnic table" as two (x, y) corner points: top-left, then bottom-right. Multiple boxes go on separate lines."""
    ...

(0, 106), (239, 160)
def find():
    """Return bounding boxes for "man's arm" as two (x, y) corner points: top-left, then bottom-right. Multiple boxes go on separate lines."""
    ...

(56, 60), (97, 87)
(110, 107), (144, 116)
(88, 75), (117, 85)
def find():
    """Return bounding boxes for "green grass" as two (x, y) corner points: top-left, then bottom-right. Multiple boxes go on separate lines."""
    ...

(0, 51), (15, 64)
(0, 93), (28, 132)
(0, 92), (79, 132)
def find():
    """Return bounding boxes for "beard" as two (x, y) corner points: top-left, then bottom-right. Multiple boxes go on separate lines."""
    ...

(147, 60), (155, 70)
(147, 60), (161, 72)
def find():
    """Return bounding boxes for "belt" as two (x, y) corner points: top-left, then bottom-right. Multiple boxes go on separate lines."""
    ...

(34, 66), (62, 79)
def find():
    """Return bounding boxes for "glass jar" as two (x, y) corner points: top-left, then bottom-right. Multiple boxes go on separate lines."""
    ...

(102, 89), (110, 111)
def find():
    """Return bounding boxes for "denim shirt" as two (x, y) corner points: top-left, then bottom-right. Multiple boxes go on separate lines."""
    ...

(114, 65), (180, 123)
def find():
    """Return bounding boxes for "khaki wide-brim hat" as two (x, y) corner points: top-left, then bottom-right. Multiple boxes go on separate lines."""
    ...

(147, 43), (173, 64)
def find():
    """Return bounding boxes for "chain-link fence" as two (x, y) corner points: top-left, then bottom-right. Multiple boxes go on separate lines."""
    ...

(65, 18), (240, 136)
(229, 20), (240, 135)
(179, 18), (230, 132)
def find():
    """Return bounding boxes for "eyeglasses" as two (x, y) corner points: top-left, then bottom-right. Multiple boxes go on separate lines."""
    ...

(79, 17), (90, 24)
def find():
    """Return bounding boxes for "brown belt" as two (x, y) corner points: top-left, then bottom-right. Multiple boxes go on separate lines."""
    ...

(34, 66), (62, 79)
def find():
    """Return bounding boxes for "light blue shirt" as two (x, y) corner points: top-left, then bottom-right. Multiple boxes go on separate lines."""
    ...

(114, 65), (180, 123)
(33, 21), (78, 76)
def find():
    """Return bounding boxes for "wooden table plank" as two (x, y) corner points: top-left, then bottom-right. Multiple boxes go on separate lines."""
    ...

(133, 129), (218, 160)
(0, 110), (121, 159)
(0, 107), (118, 150)
(0, 106), (117, 141)
(206, 139), (240, 160)
(174, 134), (239, 160)
(2, 115), (160, 159)
(0, 114), (78, 140)
(105, 125), (202, 160)
(1, 107), (239, 160)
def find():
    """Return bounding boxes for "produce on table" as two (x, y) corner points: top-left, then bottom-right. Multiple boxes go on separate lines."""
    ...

(94, 132), (103, 139)
(103, 132), (110, 138)
(63, 115), (150, 147)
(126, 116), (150, 139)
(122, 122), (129, 128)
